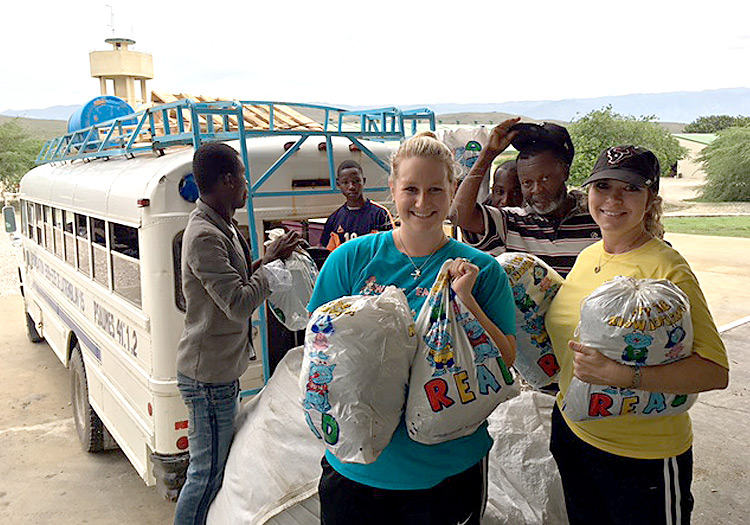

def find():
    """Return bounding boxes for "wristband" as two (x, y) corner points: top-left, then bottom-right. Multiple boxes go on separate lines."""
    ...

(628, 365), (642, 389)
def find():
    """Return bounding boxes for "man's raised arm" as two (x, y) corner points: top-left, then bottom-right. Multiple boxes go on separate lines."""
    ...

(452, 117), (520, 233)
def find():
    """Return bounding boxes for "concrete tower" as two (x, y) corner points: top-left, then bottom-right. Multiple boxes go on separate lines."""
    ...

(89, 37), (154, 107)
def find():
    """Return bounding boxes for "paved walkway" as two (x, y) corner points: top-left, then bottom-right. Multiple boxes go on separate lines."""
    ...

(665, 233), (750, 328)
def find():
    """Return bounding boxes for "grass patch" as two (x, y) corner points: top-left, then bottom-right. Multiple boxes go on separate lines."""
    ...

(664, 216), (750, 238)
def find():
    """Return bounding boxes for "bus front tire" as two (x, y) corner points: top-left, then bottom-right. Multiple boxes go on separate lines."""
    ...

(70, 346), (106, 453)
(25, 312), (43, 343)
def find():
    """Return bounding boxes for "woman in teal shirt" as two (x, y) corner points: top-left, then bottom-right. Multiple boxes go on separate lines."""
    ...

(308, 128), (518, 525)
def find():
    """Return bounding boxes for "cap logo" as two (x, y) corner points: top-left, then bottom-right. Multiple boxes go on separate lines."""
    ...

(606, 146), (637, 166)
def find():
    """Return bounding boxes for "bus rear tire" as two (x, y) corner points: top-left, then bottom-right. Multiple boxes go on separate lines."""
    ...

(70, 345), (106, 452)
(25, 312), (43, 343)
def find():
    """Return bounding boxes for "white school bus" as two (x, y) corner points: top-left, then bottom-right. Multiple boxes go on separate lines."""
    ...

(11, 99), (434, 498)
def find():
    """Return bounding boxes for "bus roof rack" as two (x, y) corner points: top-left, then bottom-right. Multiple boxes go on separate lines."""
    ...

(36, 99), (436, 166)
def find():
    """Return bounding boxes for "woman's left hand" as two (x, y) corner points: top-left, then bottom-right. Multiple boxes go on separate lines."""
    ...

(449, 258), (479, 300)
(570, 340), (628, 386)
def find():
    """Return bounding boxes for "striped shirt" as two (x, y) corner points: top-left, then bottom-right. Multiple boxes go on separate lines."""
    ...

(461, 190), (600, 277)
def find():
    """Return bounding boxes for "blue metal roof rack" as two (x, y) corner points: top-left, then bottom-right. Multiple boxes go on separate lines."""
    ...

(36, 98), (436, 394)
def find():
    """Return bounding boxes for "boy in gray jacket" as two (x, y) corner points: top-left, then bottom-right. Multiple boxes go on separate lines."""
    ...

(175, 142), (302, 525)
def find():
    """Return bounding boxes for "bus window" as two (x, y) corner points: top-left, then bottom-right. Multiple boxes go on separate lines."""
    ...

(111, 223), (141, 307)
(75, 213), (91, 276)
(43, 206), (54, 254)
(34, 203), (43, 246)
(91, 218), (109, 287)
(173, 231), (186, 312)
(63, 210), (76, 266)
(25, 201), (33, 239)
(52, 208), (64, 259)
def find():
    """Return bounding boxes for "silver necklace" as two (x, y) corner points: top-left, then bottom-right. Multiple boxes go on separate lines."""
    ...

(396, 231), (446, 280)
(594, 232), (652, 273)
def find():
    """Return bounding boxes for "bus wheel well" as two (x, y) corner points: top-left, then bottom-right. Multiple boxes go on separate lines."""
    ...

(68, 332), (79, 363)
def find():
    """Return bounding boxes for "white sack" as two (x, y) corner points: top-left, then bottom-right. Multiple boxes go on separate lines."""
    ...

(497, 253), (563, 388)
(438, 127), (491, 202)
(300, 286), (417, 464)
(264, 228), (319, 331)
(406, 259), (519, 445)
(563, 276), (697, 421)
(210, 349), (568, 525)
(207, 347), (325, 525)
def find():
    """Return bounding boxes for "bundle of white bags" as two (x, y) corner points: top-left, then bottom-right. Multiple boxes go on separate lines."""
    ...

(299, 286), (417, 464)
(263, 228), (319, 331)
(563, 276), (697, 421)
(496, 253), (563, 388)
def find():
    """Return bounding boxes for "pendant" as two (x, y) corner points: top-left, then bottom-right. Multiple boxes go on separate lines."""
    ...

(594, 266), (601, 273)
(411, 269), (421, 279)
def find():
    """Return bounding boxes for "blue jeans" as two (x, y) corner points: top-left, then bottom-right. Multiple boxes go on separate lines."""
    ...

(174, 372), (240, 525)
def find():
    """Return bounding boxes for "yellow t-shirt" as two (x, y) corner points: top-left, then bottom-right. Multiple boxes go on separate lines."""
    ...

(545, 237), (729, 459)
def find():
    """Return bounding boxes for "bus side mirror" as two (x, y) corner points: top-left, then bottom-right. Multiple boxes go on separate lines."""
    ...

(3, 205), (17, 233)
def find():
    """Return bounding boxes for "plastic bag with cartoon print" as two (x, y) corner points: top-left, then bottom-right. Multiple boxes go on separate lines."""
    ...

(563, 276), (697, 421)
(299, 286), (417, 464)
(406, 259), (519, 445)
(496, 252), (564, 389)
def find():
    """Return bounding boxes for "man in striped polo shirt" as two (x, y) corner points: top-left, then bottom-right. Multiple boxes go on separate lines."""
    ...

(452, 118), (600, 277)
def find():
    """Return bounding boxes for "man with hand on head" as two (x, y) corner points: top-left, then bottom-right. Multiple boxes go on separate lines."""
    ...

(320, 160), (394, 251)
(452, 119), (600, 276)
(174, 141), (303, 525)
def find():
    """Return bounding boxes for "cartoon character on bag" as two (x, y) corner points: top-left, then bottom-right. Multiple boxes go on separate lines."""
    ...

(424, 319), (458, 376)
(539, 276), (561, 302)
(621, 332), (652, 364)
(303, 361), (336, 412)
(664, 326), (687, 361)
(311, 314), (335, 335)
(512, 283), (538, 319)
(461, 318), (499, 364)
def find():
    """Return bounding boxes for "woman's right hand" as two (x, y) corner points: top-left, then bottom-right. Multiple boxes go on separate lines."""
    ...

(485, 117), (521, 156)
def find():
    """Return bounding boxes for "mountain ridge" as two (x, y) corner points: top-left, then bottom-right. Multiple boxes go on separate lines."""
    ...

(3, 87), (749, 125)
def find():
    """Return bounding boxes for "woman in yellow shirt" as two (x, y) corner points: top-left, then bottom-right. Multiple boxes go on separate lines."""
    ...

(544, 145), (729, 525)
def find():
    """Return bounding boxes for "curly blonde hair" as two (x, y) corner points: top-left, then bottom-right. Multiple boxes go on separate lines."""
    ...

(390, 131), (458, 185)
(645, 191), (665, 239)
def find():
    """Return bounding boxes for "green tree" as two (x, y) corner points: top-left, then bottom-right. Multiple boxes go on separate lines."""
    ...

(568, 106), (687, 186)
(684, 115), (750, 133)
(0, 120), (43, 193)
(699, 127), (750, 201)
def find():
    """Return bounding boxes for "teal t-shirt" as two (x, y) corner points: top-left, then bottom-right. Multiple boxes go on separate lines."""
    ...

(307, 231), (516, 490)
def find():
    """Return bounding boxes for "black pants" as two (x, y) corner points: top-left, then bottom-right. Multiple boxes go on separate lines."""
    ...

(550, 404), (694, 525)
(318, 456), (488, 525)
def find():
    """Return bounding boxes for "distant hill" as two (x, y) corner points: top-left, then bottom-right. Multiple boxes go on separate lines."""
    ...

(1, 105), (79, 122)
(402, 87), (750, 124)
(433, 112), (685, 133)
(0, 115), (67, 140)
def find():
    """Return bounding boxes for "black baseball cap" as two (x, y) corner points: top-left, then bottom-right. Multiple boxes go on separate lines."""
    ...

(509, 122), (575, 166)
(583, 146), (660, 192)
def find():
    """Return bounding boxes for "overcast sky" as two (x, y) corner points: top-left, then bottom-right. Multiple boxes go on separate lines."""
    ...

(3, 0), (749, 110)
